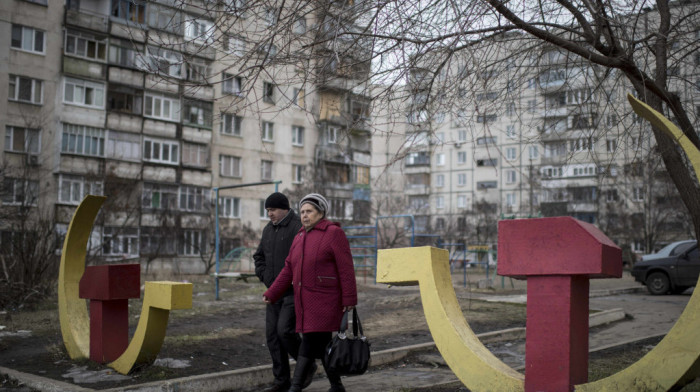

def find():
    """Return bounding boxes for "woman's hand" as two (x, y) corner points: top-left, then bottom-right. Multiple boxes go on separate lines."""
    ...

(343, 305), (355, 312)
(263, 295), (271, 304)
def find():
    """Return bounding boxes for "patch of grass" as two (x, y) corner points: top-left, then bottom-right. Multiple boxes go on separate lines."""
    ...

(164, 327), (256, 344)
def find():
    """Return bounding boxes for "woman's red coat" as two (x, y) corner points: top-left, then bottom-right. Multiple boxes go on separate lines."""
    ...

(264, 219), (357, 333)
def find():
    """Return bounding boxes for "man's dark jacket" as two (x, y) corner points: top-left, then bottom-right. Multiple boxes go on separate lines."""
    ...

(254, 210), (302, 295)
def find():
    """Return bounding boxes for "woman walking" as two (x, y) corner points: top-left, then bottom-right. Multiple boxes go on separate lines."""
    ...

(263, 193), (357, 392)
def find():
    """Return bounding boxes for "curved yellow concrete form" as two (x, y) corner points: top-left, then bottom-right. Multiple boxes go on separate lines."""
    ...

(575, 96), (700, 391)
(58, 195), (193, 375)
(109, 281), (192, 375)
(377, 247), (524, 391)
(58, 194), (107, 360)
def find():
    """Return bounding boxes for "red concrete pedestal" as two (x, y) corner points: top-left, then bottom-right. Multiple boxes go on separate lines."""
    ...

(79, 264), (140, 363)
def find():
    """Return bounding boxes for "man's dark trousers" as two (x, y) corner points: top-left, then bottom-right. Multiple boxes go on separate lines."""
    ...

(266, 294), (300, 386)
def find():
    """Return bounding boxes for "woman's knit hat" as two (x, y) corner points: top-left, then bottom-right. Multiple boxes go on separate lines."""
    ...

(299, 193), (329, 216)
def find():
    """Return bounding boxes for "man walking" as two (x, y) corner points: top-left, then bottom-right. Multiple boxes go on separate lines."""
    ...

(254, 192), (314, 391)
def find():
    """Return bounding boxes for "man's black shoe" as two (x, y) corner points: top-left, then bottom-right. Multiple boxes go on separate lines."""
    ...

(263, 382), (290, 392)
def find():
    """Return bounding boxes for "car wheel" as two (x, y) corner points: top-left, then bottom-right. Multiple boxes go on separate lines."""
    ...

(646, 272), (670, 295)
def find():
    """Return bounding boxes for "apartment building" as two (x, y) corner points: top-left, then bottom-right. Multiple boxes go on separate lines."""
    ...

(377, 10), (698, 254)
(1, 0), (372, 273)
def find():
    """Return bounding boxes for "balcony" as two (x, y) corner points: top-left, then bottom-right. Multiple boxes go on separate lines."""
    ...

(66, 8), (109, 33)
(63, 57), (107, 80)
(404, 184), (430, 195)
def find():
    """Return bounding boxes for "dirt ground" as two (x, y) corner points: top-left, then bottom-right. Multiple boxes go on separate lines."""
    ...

(0, 271), (527, 390)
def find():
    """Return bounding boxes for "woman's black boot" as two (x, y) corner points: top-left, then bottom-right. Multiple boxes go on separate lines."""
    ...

(322, 357), (346, 392)
(288, 356), (315, 392)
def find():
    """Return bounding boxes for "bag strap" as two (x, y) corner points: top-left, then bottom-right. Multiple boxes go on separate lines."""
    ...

(338, 310), (349, 333)
(352, 308), (365, 338)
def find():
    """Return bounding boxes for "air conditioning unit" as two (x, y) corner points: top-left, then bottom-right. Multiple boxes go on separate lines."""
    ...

(26, 154), (40, 166)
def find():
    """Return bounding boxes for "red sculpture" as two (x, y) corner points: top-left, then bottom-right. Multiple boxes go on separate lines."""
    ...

(78, 264), (141, 363)
(498, 217), (621, 392)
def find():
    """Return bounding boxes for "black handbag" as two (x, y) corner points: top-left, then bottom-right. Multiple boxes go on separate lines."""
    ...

(324, 308), (371, 376)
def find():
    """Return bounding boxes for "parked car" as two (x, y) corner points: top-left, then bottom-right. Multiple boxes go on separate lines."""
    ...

(641, 240), (696, 261)
(632, 240), (699, 295)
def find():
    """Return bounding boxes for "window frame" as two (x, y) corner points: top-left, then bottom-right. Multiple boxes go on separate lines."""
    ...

(219, 154), (242, 177)
(261, 160), (273, 181)
(262, 121), (274, 142)
(143, 137), (179, 165)
(63, 77), (105, 109)
(221, 113), (242, 136)
(4, 126), (40, 154)
(144, 93), (181, 122)
(64, 29), (107, 61)
(58, 174), (103, 205)
(292, 125), (304, 146)
(219, 196), (241, 218)
(8, 75), (43, 105)
(11, 24), (45, 54)
(61, 123), (106, 157)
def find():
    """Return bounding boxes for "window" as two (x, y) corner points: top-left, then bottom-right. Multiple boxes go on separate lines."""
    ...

(102, 227), (139, 256)
(1, 178), (39, 206)
(630, 135), (642, 151)
(4, 126), (40, 154)
(186, 58), (209, 82)
(11, 24), (45, 54)
(61, 124), (105, 157)
(144, 46), (182, 78)
(457, 151), (467, 164)
(457, 173), (467, 186)
(436, 174), (444, 188)
(262, 122), (274, 142)
(182, 142), (209, 167)
(293, 17), (306, 34)
(8, 75), (43, 104)
(606, 189), (619, 202)
(219, 197), (241, 218)
(264, 7), (278, 26)
(457, 195), (467, 208)
(140, 226), (176, 255)
(506, 170), (517, 184)
(606, 139), (617, 152)
(506, 125), (517, 139)
(65, 29), (106, 61)
(106, 131), (140, 161)
(184, 18), (214, 43)
(406, 152), (430, 166)
(143, 138), (179, 164)
(506, 147), (517, 161)
(476, 158), (498, 167)
(108, 38), (145, 69)
(505, 102), (516, 117)
(260, 200), (268, 219)
(477, 114), (498, 123)
(328, 126), (339, 144)
(436, 153), (445, 166)
(436, 196), (445, 209)
(179, 186), (207, 212)
(329, 198), (349, 219)
(184, 100), (213, 128)
(292, 126), (304, 146)
(477, 181), (497, 189)
(606, 114), (618, 127)
(477, 137), (496, 145)
(221, 113), (242, 136)
(179, 230), (203, 255)
(263, 82), (275, 103)
(111, 0), (145, 23)
(293, 88), (305, 108)
(59, 175), (103, 205)
(224, 0), (248, 16)
(545, 142), (567, 157)
(63, 77), (105, 109)
(261, 160), (273, 180)
(224, 36), (246, 56)
(506, 193), (516, 207)
(222, 73), (243, 95)
(457, 130), (467, 142)
(293, 164), (304, 183)
(527, 99), (537, 113)
(107, 86), (143, 114)
(435, 218), (445, 230)
(633, 186), (645, 202)
(355, 166), (369, 185)
(148, 3), (182, 34)
(220, 155), (241, 177)
(528, 146), (539, 159)
(569, 137), (594, 152)
(144, 93), (180, 122)
(142, 183), (178, 210)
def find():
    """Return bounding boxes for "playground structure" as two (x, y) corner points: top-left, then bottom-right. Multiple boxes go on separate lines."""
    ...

(344, 214), (500, 286)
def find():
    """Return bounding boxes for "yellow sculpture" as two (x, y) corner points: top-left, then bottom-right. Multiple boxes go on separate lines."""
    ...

(376, 96), (700, 391)
(377, 247), (524, 391)
(58, 195), (193, 375)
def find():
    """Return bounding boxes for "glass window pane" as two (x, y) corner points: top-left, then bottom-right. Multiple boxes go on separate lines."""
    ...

(11, 25), (22, 48)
